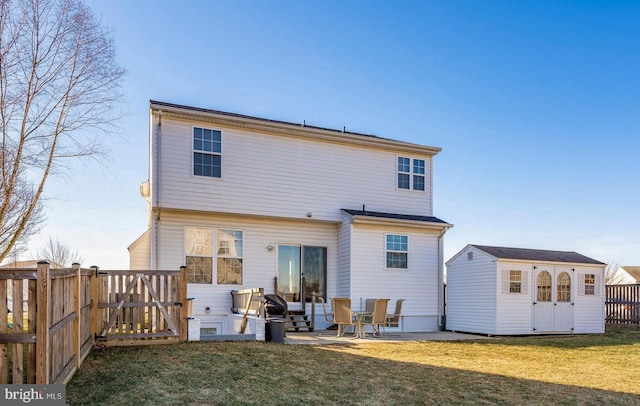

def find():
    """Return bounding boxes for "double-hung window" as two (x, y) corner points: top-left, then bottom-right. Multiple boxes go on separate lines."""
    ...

(185, 227), (213, 284)
(509, 270), (522, 293)
(216, 229), (243, 285)
(184, 227), (243, 285)
(397, 157), (425, 191)
(193, 127), (222, 178)
(386, 234), (408, 269)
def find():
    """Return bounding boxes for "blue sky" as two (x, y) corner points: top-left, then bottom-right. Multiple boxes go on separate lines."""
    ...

(22, 1), (640, 269)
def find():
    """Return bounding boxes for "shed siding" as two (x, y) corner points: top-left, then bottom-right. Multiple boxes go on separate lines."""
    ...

(156, 211), (338, 334)
(349, 223), (441, 332)
(495, 261), (533, 334)
(573, 267), (606, 333)
(155, 117), (433, 221)
(446, 247), (497, 334)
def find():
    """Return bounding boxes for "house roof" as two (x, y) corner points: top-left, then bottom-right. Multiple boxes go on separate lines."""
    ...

(622, 266), (640, 282)
(149, 100), (442, 156)
(470, 245), (605, 265)
(0, 259), (65, 268)
(342, 209), (450, 226)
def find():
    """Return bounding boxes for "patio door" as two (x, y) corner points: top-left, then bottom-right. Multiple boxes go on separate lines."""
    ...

(277, 245), (327, 304)
(534, 267), (573, 332)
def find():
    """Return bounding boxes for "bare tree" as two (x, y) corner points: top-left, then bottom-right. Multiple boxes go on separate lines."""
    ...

(36, 235), (83, 267)
(0, 0), (125, 262)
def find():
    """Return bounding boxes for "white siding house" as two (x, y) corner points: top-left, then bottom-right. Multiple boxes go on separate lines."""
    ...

(130, 100), (452, 335)
(446, 245), (605, 335)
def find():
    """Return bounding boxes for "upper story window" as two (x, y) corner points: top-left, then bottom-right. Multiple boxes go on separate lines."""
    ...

(193, 127), (222, 178)
(386, 234), (408, 269)
(397, 157), (425, 191)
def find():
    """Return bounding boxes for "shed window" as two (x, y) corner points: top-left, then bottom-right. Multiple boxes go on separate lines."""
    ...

(537, 271), (552, 302)
(579, 273), (600, 296)
(509, 270), (522, 293)
(386, 234), (408, 269)
(557, 272), (571, 302)
(502, 269), (528, 294)
(584, 274), (595, 295)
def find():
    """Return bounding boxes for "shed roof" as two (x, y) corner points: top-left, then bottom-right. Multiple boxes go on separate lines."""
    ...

(471, 245), (605, 265)
(341, 209), (449, 225)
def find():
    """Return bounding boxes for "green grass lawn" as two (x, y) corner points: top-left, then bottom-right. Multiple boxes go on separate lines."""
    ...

(67, 326), (640, 405)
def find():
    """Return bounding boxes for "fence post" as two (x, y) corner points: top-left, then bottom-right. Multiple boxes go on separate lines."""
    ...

(72, 263), (81, 369)
(36, 262), (51, 384)
(90, 266), (99, 340)
(179, 266), (188, 341)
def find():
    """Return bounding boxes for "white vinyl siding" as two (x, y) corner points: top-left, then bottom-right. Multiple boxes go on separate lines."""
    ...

(574, 268), (605, 334)
(349, 223), (441, 332)
(156, 212), (338, 331)
(154, 117), (434, 221)
(495, 262), (533, 334)
(336, 217), (352, 298)
(128, 229), (151, 270)
(446, 247), (497, 335)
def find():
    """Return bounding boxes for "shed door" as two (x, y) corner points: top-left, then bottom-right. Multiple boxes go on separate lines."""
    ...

(533, 267), (574, 332)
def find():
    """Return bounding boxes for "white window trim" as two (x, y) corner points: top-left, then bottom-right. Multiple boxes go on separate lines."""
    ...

(215, 228), (244, 285)
(184, 226), (214, 285)
(183, 226), (245, 285)
(396, 155), (427, 192)
(578, 273), (601, 296)
(192, 126), (223, 180)
(385, 233), (409, 270)
(502, 269), (529, 294)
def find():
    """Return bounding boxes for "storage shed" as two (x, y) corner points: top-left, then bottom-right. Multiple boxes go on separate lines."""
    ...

(446, 245), (606, 335)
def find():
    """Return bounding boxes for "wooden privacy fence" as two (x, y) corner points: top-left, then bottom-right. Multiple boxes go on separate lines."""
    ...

(0, 263), (188, 385)
(606, 284), (640, 324)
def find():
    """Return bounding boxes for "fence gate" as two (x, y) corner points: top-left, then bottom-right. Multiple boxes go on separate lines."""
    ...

(95, 269), (187, 341)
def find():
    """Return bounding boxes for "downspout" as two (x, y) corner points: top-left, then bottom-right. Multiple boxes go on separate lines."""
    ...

(152, 109), (162, 269)
(437, 226), (449, 330)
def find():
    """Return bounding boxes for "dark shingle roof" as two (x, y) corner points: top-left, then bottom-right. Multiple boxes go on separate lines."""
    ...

(342, 209), (449, 225)
(471, 245), (605, 265)
(151, 100), (393, 143)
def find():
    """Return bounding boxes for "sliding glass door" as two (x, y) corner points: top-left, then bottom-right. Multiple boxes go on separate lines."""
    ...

(277, 245), (326, 302)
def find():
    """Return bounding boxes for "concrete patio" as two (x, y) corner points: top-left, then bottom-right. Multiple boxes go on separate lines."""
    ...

(283, 330), (494, 345)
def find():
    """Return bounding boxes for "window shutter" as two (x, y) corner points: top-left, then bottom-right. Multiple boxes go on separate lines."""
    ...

(521, 270), (528, 294)
(502, 269), (510, 294)
(594, 274), (602, 296)
(578, 274), (585, 296)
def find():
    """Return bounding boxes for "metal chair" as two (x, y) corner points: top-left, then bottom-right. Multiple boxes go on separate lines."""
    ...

(386, 299), (405, 328)
(360, 299), (389, 337)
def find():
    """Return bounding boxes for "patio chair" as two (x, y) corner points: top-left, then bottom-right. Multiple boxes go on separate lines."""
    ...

(386, 299), (405, 328)
(360, 299), (389, 337)
(332, 298), (356, 337)
(365, 298), (376, 314)
(316, 296), (333, 324)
